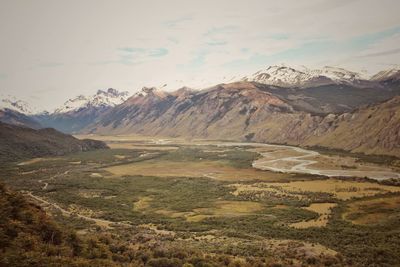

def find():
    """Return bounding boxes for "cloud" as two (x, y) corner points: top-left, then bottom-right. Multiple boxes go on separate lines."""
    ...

(94, 47), (169, 65)
(118, 47), (145, 53)
(206, 40), (227, 46)
(357, 48), (400, 58)
(149, 48), (169, 57)
(204, 25), (239, 37)
(164, 16), (193, 28)
(349, 26), (400, 49)
(37, 62), (64, 68)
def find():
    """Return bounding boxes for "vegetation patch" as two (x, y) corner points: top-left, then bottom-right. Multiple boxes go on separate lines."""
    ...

(289, 203), (337, 228)
(343, 195), (400, 225)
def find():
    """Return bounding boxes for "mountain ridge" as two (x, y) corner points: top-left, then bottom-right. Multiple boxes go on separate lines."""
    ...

(241, 64), (374, 88)
(53, 88), (130, 114)
(2, 65), (399, 157)
(33, 88), (130, 133)
(84, 82), (400, 156)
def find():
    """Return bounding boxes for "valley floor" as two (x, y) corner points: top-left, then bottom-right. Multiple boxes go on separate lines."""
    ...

(1, 135), (400, 266)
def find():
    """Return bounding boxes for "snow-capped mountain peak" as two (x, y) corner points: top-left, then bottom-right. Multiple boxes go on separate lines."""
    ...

(370, 67), (400, 81)
(318, 66), (367, 81)
(54, 88), (130, 114)
(134, 87), (169, 98)
(242, 65), (311, 87)
(0, 95), (41, 115)
(241, 64), (369, 88)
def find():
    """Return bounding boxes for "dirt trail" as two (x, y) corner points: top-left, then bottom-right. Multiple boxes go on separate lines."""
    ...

(26, 192), (131, 228)
(37, 170), (70, 191)
(26, 167), (131, 229)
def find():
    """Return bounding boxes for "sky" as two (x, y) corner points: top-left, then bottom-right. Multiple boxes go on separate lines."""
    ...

(1, 0), (400, 110)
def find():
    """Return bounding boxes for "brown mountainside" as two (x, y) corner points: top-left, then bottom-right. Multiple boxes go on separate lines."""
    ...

(85, 82), (400, 157)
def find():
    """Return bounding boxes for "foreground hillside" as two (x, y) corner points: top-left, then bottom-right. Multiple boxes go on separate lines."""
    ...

(85, 82), (400, 157)
(0, 122), (108, 162)
(1, 182), (344, 266)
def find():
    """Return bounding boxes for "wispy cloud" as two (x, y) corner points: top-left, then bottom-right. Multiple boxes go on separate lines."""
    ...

(204, 25), (238, 37)
(349, 26), (400, 49)
(118, 47), (145, 53)
(223, 26), (400, 72)
(206, 40), (227, 46)
(94, 47), (169, 65)
(164, 16), (193, 28)
(38, 62), (64, 68)
(357, 48), (400, 58)
(167, 37), (179, 44)
(222, 40), (334, 71)
(149, 48), (168, 57)
(269, 33), (290, 40)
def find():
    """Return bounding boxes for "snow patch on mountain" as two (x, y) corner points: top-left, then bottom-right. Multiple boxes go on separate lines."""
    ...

(133, 87), (170, 99)
(54, 88), (130, 113)
(0, 95), (41, 115)
(370, 67), (400, 81)
(241, 64), (369, 87)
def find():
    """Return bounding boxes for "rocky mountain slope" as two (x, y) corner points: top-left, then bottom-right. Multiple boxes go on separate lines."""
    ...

(0, 122), (108, 162)
(256, 81), (400, 114)
(85, 81), (400, 156)
(0, 109), (42, 129)
(34, 88), (130, 133)
(302, 96), (400, 156)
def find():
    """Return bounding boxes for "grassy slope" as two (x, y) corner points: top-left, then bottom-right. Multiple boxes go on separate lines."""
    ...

(0, 122), (108, 163)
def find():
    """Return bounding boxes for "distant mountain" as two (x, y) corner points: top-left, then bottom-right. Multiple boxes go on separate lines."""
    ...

(0, 109), (42, 129)
(54, 88), (130, 114)
(34, 88), (130, 133)
(84, 81), (400, 156)
(241, 65), (370, 88)
(0, 95), (42, 128)
(3, 65), (400, 156)
(0, 121), (108, 162)
(371, 67), (400, 81)
(0, 95), (42, 115)
(370, 67), (400, 88)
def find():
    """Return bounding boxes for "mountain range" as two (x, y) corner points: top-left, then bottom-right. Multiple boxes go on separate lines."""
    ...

(32, 88), (129, 133)
(1, 65), (400, 156)
(241, 65), (371, 88)
(0, 95), (42, 129)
